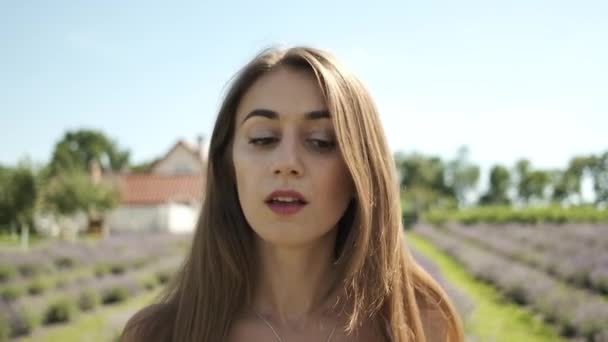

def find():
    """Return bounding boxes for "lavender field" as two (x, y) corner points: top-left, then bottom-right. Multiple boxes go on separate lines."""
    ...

(415, 223), (608, 342)
(0, 233), (190, 340)
(3, 225), (606, 341)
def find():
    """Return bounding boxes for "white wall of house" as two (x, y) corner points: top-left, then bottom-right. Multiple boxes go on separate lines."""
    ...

(34, 212), (88, 237)
(152, 146), (202, 175)
(106, 206), (164, 232)
(167, 202), (199, 233)
(105, 202), (199, 233)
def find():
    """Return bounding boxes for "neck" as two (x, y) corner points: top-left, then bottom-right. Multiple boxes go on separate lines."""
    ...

(251, 230), (340, 326)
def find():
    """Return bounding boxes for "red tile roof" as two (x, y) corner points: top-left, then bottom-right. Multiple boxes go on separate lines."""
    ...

(117, 174), (204, 205)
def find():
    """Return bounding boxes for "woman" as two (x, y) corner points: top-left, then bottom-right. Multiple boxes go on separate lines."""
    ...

(122, 46), (464, 341)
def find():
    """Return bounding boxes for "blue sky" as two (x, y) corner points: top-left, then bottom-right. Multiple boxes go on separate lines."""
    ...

(1, 0), (607, 176)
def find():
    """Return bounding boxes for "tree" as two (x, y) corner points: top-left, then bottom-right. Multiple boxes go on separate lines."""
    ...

(48, 129), (130, 176)
(0, 161), (41, 249)
(479, 165), (511, 205)
(589, 151), (608, 206)
(514, 159), (551, 205)
(43, 169), (119, 235)
(397, 154), (453, 196)
(0, 165), (12, 230)
(526, 170), (551, 204)
(395, 153), (456, 226)
(444, 147), (480, 208)
(566, 156), (588, 203)
(550, 169), (571, 204)
(514, 159), (531, 204)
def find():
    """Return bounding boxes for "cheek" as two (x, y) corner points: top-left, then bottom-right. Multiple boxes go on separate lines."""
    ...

(314, 160), (353, 204)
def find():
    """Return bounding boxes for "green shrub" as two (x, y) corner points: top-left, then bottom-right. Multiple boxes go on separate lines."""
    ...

(54, 256), (76, 269)
(0, 265), (16, 283)
(156, 270), (172, 285)
(94, 263), (110, 277)
(401, 207), (419, 228)
(10, 306), (39, 337)
(131, 258), (147, 269)
(109, 263), (127, 275)
(27, 276), (52, 295)
(138, 275), (158, 290)
(102, 286), (129, 304)
(17, 263), (42, 277)
(78, 290), (100, 311)
(0, 312), (9, 342)
(44, 298), (77, 324)
(1, 286), (23, 301)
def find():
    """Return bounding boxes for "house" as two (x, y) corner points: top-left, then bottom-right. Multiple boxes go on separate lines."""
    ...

(104, 136), (208, 233)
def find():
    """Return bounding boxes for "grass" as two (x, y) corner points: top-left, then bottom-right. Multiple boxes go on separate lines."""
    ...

(18, 288), (162, 342)
(406, 232), (565, 342)
(0, 233), (45, 248)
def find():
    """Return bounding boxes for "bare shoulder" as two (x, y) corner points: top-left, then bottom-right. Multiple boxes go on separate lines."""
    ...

(121, 303), (174, 342)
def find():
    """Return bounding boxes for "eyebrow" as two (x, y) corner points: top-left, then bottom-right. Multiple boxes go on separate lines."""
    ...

(240, 109), (330, 125)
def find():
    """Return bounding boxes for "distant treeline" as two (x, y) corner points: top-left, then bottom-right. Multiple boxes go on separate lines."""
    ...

(395, 146), (608, 225)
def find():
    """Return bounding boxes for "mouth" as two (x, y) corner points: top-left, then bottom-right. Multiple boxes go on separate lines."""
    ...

(265, 190), (308, 215)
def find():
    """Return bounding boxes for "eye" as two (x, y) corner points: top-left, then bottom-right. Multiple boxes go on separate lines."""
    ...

(308, 139), (336, 151)
(248, 137), (278, 146)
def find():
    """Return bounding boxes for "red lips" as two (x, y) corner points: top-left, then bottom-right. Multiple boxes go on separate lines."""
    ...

(265, 190), (308, 215)
(265, 190), (308, 204)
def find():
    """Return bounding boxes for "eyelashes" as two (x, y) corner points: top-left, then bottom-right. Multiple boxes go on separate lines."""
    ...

(309, 139), (336, 150)
(248, 137), (278, 146)
(248, 137), (336, 152)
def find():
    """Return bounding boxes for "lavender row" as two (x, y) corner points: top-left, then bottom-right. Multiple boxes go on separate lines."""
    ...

(415, 225), (608, 341)
(438, 223), (608, 258)
(450, 223), (608, 255)
(0, 246), (175, 305)
(0, 255), (183, 339)
(442, 223), (608, 294)
(0, 232), (190, 284)
(0, 252), (174, 302)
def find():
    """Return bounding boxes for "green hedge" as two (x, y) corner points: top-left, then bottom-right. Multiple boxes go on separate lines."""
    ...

(27, 276), (52, 295)
(78, 290), (100, 311)
(423, 205), (608, 226)
(102, 286), (129, 304)
(1, 286), (24, 301)
(0, 266), (16, 283)
(44, 298), (78, 324)
(11, 307), (39, 337)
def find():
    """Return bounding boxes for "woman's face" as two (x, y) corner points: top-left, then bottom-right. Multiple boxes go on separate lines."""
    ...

(232, 67), (354, 247)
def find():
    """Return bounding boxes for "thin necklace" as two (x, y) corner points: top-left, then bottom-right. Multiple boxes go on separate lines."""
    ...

(252, 310), (337, 342)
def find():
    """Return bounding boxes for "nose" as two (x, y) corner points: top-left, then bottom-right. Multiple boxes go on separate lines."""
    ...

(272, 133), (303, 177)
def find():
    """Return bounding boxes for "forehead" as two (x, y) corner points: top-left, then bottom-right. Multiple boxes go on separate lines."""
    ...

(235, 67), (327, 123)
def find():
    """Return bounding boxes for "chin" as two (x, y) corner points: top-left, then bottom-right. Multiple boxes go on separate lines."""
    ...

(252, 225), (336, 249)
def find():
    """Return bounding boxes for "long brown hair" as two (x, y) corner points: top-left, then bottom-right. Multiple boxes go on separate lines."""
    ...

(123, 46), (464, 342)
